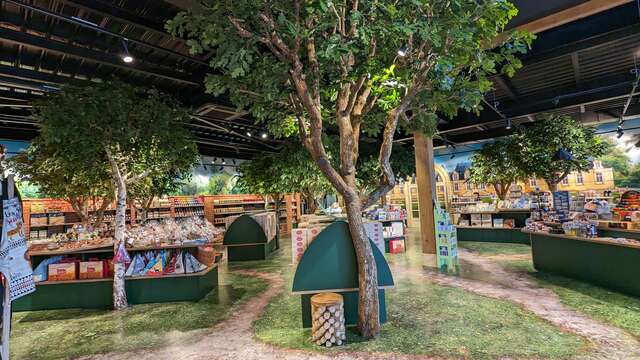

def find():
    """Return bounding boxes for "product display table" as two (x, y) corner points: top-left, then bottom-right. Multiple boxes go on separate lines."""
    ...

(14, 242), (219, 311)
(456, 209), (531, 244)
(523, 230), (640, 297)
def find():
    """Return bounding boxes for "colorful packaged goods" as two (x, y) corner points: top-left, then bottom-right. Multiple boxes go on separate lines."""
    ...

(48, 262), (76, 281)
(79, 261), (105, 280)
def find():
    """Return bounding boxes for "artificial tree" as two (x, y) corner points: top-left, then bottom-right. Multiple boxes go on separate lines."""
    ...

(9, 143), (114, 228)
(30, 80), (198, 310)
(513, 114), (608, 192)
(127, 171), (191, 221)
(169, 0), (531, 337)
(468, 137), (525, 200)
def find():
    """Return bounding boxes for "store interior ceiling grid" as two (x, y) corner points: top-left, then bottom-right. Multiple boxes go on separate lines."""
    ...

(0, 0), (638, 157)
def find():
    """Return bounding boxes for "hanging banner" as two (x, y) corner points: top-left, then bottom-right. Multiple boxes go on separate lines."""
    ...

(0, 197), (35, 300)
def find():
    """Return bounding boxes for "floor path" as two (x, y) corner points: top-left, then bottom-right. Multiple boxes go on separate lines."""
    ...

(87, 253), (640, 360)
(421, 249), (640, 360)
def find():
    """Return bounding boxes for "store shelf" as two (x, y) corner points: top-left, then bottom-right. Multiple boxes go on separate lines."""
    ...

(173, 204), (204, 208)
(29, 243), (114, 256)
(127, 264), (218, 280)
(456, 225), (522, 230)
(35, 277), (113, 286)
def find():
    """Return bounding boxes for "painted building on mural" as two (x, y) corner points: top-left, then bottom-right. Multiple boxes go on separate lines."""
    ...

(444, 160), (615, 197)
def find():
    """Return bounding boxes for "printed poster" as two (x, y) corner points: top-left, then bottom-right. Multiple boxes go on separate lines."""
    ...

(0, 197), (35, 300)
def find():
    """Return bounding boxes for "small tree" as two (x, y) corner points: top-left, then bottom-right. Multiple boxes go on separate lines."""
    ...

(468, 138), (524, 200)
(32, 80), (199, 310)
(513, 114), (607, 192)
(9, 143), (114, 228)
(169, 1), (531, 337)
(238, 141), (333, 214)
(128, 171), (191, 221)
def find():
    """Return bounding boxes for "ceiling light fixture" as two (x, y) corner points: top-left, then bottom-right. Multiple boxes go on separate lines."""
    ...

(506, 118), (512, 130)
(450, 153), (456, 159)
(121, 39), (134, 63)
(246, 131), (252, 137)
(261, 132), (268, 139)
(222, 159), (227, 165)
(397, 44), (408, 57)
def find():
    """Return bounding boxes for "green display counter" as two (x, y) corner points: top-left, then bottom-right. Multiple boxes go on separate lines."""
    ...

(13, 265), (218, 311)
(223, 213), (279, 261)
(526, 230), (640, 297)
(598, 227), (640, 241)
(292, 221), (394, 328)
(456, 226), (530, 244)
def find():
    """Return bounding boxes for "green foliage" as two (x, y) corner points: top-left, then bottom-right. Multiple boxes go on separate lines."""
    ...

(237, 141), (333, 201)
(128, 170), (192, 211)
(207, 172), (241, 195)
(357, 143), (415, 193)
(599, 137), (633, 187)
(30, 79), (199, 197)
(168, 0), (533, 194)
(469, 137), (525, 199)
(512, 114), (608, 189)
(15, 181), (46, 198)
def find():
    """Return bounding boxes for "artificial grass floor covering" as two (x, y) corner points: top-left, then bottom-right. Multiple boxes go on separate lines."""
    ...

(459, 240), (640, 340)
(10, 273), (267, 360)
(253, 240), (589, 359)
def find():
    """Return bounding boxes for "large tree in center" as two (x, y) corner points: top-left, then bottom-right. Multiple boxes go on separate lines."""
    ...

(169, 0), (531, 337)
(32, 81), (199, 310)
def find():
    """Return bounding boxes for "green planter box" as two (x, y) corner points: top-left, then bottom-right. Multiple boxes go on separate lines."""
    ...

(529, 232), (640, 297)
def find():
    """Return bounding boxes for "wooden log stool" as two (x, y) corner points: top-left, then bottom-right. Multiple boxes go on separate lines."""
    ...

(310, 292), (346, 347)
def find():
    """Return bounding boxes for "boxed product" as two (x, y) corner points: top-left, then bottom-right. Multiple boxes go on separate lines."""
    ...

(291, 228), (309, 264)
(31, 213), (48, 226)
(79, 260), (104, 280)
(196, 246), (217, 266)
(389, 239), (405, 253)
(503, 219), (515, 228)
(470, 214), (482, 226)
(48, 212), (65, 225)
(48, 262), (77, 281)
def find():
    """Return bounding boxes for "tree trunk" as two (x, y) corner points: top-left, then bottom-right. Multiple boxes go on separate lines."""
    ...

(546, 179), (558, 192)
(112, 180), (128, 310)
(303, 192), (318, 214)
(273, 193), (281, 240)
(343, 193), (380, 338)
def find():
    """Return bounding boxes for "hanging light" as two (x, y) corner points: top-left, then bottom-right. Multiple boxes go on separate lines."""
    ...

(505, 118), (512, 130)
(246, 131), (252, 137)
(222, 159), (227, 165)
(397, 44), (408, 57)
(121, 39), (134, 63)
(552, 148), (572, 161)
(261, 132), (268, 139)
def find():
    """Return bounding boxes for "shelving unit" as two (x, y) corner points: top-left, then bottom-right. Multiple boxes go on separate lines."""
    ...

(456, 209), (531, 244)
(14, 242), (218, 311)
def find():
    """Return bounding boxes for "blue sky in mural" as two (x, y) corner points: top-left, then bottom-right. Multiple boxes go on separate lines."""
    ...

(434, 117), (640, 173)
(0, 139), (29, 157)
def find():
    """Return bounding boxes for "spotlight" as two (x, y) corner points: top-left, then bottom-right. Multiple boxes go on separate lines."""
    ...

(261, 132), (268, 139)
(121, 39), (134, 63)
(222, 159), (226, 165)
(617, 125), (624, 138)
(232, 159), (236, 165)
(219, 166), (224, 171)
(397, 44), (408, 57)
(450, 153), (456, 159)
(246, 132), (252, 137)
(212, 157), (217, 163)
(506, 118), (512, 130)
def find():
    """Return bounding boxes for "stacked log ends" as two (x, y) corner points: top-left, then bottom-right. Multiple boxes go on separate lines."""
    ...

(310, 293), (346, 347)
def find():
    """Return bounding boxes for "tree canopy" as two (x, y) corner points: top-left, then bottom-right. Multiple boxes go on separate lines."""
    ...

(468, 137), (525, 200)
(168, 0), (532, 337)
(512, 114), (608, 191)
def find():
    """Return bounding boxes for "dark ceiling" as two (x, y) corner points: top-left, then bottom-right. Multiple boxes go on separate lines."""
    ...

(0, 0), (638, 155)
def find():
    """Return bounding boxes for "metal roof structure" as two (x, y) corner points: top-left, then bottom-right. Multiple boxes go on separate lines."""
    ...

(0, 0), (638, 155)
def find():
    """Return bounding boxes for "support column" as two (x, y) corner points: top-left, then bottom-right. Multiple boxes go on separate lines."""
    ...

(413, 132), (437, 255)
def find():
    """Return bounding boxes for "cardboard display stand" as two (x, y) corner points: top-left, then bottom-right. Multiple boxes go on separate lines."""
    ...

(292, 221), (394, 328)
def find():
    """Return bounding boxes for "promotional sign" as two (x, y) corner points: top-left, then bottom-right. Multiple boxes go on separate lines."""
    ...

(363, 221), (385, 254)
(0, 197), (36, 300)
(434, 204), (460, 273)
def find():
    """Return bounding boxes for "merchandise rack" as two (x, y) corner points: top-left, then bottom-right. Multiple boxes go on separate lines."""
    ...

(455, 209), (531, 244)
(14, 241), (219, 311)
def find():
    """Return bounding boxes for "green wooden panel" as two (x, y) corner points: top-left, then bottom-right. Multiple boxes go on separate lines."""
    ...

(227, 244), (268, 261)
(457, 228), (530, 244)
(292, 221), (394, 292)
(598, 229), (640, 240)
(12, 268), (218, 311)
(13, 281), (113, 311)
(531, 234), (640, 297)
(300, 289), (388, 328)
(223, 214), (268, 245)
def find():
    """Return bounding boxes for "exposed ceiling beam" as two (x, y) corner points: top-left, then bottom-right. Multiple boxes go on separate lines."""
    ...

(4, 0), (207, 66)
(512, 0), (633, 35)
(0, 27), (200, 85)
(570, 52), (582, 85)
(59, 0), (171, 37)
